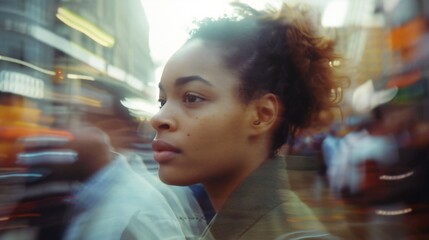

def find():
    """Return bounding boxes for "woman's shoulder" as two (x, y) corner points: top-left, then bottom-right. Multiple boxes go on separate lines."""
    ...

(241, 190), (333, 239)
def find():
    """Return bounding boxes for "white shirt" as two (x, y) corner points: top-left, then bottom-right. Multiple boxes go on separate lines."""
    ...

(63, 154), (185, 240)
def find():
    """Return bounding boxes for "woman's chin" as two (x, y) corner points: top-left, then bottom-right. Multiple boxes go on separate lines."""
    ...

(158, 169), (196, 186)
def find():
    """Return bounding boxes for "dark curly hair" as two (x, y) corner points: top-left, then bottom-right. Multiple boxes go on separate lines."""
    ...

(189, 3), (346, 153)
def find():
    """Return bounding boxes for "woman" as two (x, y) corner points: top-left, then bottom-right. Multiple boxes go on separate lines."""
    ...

(150, 2), (345, 240)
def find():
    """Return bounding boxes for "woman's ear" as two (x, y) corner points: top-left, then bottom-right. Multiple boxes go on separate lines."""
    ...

(250, 93), (280, 134)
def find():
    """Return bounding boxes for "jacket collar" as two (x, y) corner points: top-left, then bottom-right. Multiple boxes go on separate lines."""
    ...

(204, 156), (289, 239)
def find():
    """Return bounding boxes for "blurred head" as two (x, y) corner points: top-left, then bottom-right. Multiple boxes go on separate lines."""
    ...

(81, 82), (147, 150)
(151, 3), (343, 186)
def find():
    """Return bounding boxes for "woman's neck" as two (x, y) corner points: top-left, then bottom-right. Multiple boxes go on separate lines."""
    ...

(203, 151), (270, 212)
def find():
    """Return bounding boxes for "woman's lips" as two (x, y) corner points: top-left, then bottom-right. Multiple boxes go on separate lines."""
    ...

(152, 139), (181, 163)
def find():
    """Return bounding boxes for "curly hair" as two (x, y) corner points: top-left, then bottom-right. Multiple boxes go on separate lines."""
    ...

(189, 2), (346, 153)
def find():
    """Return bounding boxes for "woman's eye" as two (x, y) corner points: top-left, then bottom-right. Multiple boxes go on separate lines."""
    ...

(158, 99), (166, 108)
(183, 92), (204, 105)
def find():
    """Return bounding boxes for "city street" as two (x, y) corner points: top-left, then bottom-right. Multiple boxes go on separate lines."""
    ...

(287, 167), (429, 239)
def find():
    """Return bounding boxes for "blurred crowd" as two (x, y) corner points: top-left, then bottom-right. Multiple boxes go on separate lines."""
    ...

(290, 97), (429, 206)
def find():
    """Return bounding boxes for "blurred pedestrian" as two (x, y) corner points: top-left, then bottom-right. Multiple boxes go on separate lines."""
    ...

(149, 2), (346, 239)
(16, 127), (187, 240)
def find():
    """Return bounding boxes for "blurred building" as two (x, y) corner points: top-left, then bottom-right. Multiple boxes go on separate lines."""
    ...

(0, 0), (157, 127)
(380, 0), (429, 116)
(317, 0), (428, 120)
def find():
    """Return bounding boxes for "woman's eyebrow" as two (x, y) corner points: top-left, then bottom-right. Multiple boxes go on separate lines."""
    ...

(175, 75), (213, 87)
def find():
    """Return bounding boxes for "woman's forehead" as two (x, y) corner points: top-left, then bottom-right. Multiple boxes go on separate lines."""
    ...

(167, 39), (224, 69)
(160, 39), (237, 87)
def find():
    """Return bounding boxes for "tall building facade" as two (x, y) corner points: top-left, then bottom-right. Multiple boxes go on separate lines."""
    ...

(0, 0), (156, 125)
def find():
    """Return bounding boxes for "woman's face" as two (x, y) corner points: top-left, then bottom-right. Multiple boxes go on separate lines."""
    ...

(151, 39), (255, 186)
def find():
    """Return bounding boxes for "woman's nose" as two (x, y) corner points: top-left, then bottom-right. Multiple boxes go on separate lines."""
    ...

(150, 108), (176, 131)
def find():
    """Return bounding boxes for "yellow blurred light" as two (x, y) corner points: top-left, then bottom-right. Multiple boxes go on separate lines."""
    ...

(47, 92), (101, 107)
(56, 7), (115, 48)
(67, 73), (95, 81)
(0, 55), (55, 75)
(74, 95), (101, 107)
